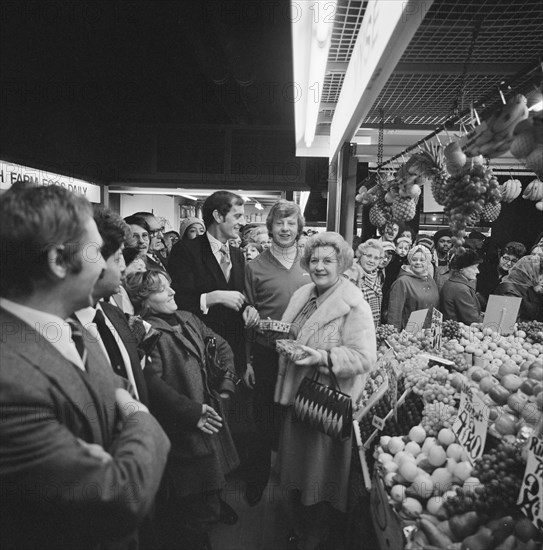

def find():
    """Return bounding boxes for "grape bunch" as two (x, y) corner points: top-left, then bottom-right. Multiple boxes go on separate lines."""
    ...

(443, 442), (526, 519)
(420, 402), (458, 437)
(442, 162), (501, 250)
(376, 323), (398, 346)
(442, 319), (462, 340)
(358, 370), (387, 408)
(517, 320), (543, 345)
(381, 395), (424, 438)
(440, 347), (470, 372)
(410, 365), (456, 405)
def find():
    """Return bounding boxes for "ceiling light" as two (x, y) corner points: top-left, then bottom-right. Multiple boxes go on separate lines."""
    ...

(177, 192), (198, 200)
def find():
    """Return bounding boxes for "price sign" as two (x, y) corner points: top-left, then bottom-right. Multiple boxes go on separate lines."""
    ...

(384, 360), (398, 421)
(431, 308), (443, 350)
(517, 435), (543, 535)
(452, 385), (488, 464)
(372, 415), (385, 431)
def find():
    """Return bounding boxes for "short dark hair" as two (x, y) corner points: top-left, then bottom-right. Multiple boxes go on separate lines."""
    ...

(502, 241), (527, 259)
(123, 215), (151, 233)
(93, 205), (131, 260)
(265, 200), (305, 239)
(0, 185), (92, 298)
(202, 191), (244, 228)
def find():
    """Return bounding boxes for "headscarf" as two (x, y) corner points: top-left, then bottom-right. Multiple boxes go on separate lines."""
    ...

(178, 217), (205, 240)
(402, 244), (433, 277)
(501, 255), (542, 287)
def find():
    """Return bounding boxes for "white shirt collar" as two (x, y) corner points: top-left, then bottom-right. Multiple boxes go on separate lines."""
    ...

(207, 231), (227, 258)
(0, 297), (85, 370)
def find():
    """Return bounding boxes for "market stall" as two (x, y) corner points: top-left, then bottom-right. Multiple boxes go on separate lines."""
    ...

(354, 317), (543, 550)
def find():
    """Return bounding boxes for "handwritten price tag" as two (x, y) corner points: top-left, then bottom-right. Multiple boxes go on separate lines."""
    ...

(452, 386), (488, 464)
(517, 435), (543, 536)
(372, 415), (385, 431)
(431, 308), (443, 351)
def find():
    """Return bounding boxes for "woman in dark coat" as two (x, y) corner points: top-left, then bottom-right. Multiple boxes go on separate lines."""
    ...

(495, 255), (543, 321)
(440, 249), (483, 324)
(125, 269), (240, 545)
(476, 241), (526, 309)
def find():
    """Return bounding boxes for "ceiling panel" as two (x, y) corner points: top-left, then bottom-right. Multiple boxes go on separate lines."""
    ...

(319, 0), (543, 132)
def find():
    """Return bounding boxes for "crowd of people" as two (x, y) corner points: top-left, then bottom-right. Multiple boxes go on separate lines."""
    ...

(1, 184), (542, 550)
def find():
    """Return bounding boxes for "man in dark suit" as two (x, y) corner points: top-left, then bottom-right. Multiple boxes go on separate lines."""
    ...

(75, 206), (150, 405)
(0, 185), (170, 550)
(167, 191), (259, 374)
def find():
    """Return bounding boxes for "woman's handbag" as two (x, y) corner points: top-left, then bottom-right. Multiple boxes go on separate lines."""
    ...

(293, 353), (353, 441)
(204, 336), (240, 389)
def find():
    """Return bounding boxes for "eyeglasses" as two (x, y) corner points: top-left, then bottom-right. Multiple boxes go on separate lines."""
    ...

(149, 228), (165, 238)
(501, 256), (518, 264)
(361, 253), (381, 261)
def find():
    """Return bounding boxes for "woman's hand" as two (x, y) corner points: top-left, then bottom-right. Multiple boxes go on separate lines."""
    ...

(293, 345), (326, 368)
(244, 363), (255, 388)
(243, 305), (260, 328)
(196, 404), (223, 435)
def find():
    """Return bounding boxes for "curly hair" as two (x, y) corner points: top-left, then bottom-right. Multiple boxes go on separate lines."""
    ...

(124, 269), (170, 316)
(300, 231), (354, 273)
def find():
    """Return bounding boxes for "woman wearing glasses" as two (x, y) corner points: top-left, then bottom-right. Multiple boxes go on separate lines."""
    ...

(495, 254), (543, 322)
(344, 239), (384, 326)
(476, 241), (526, 309)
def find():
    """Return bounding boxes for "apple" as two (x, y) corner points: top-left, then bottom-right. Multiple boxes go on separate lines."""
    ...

(479, 376), (499, 393)
(500, 374), (523, 392)
(493, 413), (518, 436)
(498, 362), (520, 378)
(489, 384), (511, 405)
(528, 364), (543, 382)
(520, 378), (540, 396)
(507, 391), (529, 415)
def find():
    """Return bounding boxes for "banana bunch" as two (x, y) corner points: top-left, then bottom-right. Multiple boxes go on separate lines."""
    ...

(499, 178), (522, 203)
(460, 94), (529, 158)
(522, 178), (543, 200)
(522, 178), (543, 213)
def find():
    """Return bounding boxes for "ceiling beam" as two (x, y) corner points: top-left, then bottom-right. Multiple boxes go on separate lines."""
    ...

(394, 62), (524, 75)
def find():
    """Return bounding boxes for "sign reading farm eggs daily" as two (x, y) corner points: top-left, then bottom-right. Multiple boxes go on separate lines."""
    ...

(0, 161), (101, 203)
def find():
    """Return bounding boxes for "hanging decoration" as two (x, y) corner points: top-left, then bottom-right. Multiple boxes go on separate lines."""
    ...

(357, 59), (543, 246)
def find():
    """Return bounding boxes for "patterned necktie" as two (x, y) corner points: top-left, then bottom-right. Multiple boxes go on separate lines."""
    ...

(219, 244), (231, 281)
(68, 318), (88, 369)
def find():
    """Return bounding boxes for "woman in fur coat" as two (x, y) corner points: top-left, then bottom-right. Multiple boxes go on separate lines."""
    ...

(274, 232), (377, 550)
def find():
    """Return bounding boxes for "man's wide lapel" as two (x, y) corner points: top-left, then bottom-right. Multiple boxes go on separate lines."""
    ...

(0, 310), (106, 445)
(200, 235), (226, 286)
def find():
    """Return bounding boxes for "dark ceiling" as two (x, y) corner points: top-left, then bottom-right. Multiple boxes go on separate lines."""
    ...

(0, 0), (295, 180)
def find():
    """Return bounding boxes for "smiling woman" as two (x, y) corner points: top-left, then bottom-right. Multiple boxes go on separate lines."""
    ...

(124, 268), (241, 544)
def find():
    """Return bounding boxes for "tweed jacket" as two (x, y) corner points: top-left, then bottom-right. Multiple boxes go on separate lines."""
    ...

(274, 278), (377, 407)
(0, 307), (170, 550)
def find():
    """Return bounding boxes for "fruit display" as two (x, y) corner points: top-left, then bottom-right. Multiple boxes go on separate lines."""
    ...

(441, 158), (502, 248)
(460, 94), (530, 159)
(365, 319), (543, 549)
